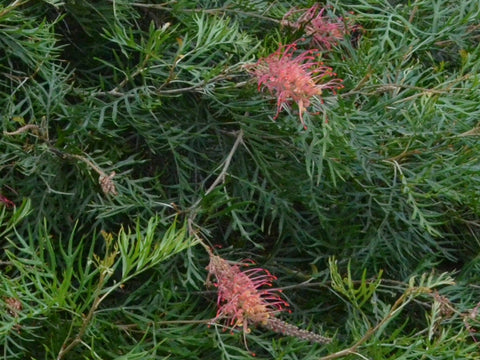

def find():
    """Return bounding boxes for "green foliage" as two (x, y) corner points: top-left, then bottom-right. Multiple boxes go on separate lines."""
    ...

(329, 257), (383, 310)
(1, 210), (196, 359)
(1, 0), (480, 358)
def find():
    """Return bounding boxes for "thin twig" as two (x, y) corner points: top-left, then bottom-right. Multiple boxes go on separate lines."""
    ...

(66, 153), (106, 178)
(187, 129), (244, 248)
(203, 130), (243, 200)
(56, 272), (109, 360)
(4, 124), (117, 195)
(189, 129), (244, 214)
(0, 0), (30, 18)
(3, 124), (41, 136)
(116, 318), (212, 333)
(92, 71), (248, 98)
(455, 126), (480, 137)
(121, 1), (281, 23)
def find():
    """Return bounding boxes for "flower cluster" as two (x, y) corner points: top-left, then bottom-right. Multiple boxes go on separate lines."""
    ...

(206, 253), (289, 332)
(282, 4), (358, 50)
(206, 252), (332, 345)
(248, 43), (343, 128)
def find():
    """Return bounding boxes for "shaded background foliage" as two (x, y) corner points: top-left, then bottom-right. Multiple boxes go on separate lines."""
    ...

(1, 0), (480, 359)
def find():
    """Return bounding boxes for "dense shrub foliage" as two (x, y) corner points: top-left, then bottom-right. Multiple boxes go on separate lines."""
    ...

(1, 0), (480, 359)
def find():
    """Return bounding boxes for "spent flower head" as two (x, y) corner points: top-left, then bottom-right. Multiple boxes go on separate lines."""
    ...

(248, 43), (343, 128)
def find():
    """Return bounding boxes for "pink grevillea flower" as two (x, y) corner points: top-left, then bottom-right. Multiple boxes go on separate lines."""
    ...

(206, 252), (332, 345)
(0, 193), (14, 208)
(206, 253), (289, 333)
(282, 4), (357, 50)
(248, 43), (343, 129)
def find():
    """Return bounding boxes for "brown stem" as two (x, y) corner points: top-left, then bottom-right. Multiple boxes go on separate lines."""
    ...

(0, 0), (30, 18)
(56, 272), (108, 360)
(187, 129), (244, 249)
(3, 124), (41, 136)
(4, 124), (117, 195)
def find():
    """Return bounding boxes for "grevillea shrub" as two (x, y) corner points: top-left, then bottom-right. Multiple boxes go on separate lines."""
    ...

(1, 1), (480, 359)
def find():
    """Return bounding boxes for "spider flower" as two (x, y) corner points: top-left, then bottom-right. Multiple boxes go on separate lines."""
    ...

(282, 4), (356, 50)
(249, 43), (343, 129)
(0, 193), (14, 208)
(206, 253), (289, 332)
(206, 252), (332, 345)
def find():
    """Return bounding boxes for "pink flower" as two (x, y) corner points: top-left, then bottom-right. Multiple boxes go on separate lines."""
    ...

(206, 253), (289, 333)
(0, 193), (14, 208)
(248, 43), (343, 128)
(282, 5), (358, 50)
(206, 252), (332, 345)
